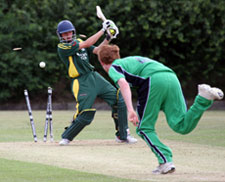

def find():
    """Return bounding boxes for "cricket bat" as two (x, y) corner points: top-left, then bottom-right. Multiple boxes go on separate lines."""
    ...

(96, 6), (107, 21)
(96, 6), (117, 36)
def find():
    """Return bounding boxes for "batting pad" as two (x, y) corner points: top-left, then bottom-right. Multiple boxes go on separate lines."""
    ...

(62, 110), (96, 141)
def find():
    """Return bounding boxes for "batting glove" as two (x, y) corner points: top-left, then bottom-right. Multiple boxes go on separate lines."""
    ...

(106, 25), (119, 39)
(102, 20), (119, 39)
(102, 19), (112, 31)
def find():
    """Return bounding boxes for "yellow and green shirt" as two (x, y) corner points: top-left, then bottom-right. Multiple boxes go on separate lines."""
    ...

(57, 39), (95, 78)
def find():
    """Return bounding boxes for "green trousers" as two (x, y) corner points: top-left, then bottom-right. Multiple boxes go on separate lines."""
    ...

(61, 71), (128, 141)
(136, 72), (213, 164)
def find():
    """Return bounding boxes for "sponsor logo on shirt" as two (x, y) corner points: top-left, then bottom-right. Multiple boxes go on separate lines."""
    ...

(76, 49), (88, 60)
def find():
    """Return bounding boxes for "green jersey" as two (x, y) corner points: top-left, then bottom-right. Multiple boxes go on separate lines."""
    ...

(57, 39), (95, 78)
(108, 56), (174, 87)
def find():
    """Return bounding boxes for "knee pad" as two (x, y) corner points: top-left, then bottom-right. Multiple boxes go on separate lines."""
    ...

(112, 91), (128, 140)
(77, 109), (96, 125)
(112, 105), (119, 130)
(112, 91), (127, 130)
(62, 109), (96, 140)
(117, 91), (127, 113)
(112, 90), (127, 114)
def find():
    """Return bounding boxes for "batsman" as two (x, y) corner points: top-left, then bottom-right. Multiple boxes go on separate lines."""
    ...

(56, 18), (137, 145)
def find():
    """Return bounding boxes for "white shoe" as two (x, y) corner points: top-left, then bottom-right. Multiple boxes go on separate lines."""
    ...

(211, 87), (224, 100)
(127, 135), (138, 143)
(59, 139), (70, 146)
(152, 162), (175, 174)
(198, 84), (224, 100)
(115, 135), (137, 144)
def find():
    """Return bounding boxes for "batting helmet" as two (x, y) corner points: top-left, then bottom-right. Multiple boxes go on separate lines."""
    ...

(57, 20), (76, 43)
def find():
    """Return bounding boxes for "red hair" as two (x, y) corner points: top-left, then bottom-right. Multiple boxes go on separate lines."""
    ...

(98, 45), (120, 65)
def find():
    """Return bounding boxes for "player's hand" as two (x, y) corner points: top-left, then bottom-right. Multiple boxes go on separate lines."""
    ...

(102, 20), (119, 40)
(128, 110), (139, 127)
(106, 25), (119, 39)
(102, 20), (111, 31)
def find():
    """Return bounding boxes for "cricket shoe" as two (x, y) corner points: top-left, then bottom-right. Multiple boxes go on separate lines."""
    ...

(59, 138), (70, 146)
(211, 87), (224, 100)
(152, 162), (175, 174)
(198, 84), (224, 100)
(115, 135), (138, 144)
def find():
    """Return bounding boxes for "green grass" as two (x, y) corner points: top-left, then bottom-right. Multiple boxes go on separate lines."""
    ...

(0, 158), (138, 182)
(0, 110), (224, 146)
(156, 110), (225, 147)
(0, 110), (140, 182)
(0, 110), (225, 182)
(0, 110), (123, 142)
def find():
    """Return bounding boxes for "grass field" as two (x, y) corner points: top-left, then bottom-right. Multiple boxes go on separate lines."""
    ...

(0, 110), (225, 182)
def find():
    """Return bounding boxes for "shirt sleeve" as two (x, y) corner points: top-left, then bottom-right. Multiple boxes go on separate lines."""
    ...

(87, 45), (95, 54)
(76, 38), (95, 54)
(108, 64), (125, 86)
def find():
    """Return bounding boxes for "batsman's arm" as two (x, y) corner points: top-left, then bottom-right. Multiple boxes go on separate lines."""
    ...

(79, 29), (104, 50)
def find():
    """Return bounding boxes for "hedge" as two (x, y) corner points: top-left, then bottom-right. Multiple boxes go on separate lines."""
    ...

(0, 0), (224, 102)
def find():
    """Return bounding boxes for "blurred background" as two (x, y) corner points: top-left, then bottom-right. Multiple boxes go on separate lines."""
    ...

(0, 0), (224, 110)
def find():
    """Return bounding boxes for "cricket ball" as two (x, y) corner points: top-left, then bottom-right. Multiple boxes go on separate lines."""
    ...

(39, 61), (46, 68)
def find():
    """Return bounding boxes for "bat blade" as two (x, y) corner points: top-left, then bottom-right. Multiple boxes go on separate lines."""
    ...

(96, 6), (106, 21)
(13, 47), (22, 51)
